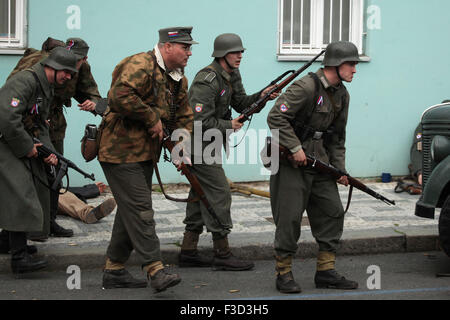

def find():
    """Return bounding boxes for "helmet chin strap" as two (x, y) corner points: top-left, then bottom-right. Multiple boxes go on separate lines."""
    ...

(53, 69), (58, 84)
(335, 66), (344, 82)
(224, 56), (236, 71)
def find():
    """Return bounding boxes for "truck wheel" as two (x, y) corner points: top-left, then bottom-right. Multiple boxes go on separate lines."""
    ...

(439, 195), (450, 257)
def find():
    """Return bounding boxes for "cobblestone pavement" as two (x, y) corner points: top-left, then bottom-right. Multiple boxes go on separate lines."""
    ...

(35, 181), (439, 250)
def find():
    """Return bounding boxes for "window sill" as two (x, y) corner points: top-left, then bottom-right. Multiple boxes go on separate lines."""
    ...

(0, 48), (26, 55)
(277, 54), (371, 62)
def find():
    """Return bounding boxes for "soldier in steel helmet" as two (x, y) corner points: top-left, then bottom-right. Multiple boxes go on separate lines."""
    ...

(267, 41), (361, 293)
(98, 27), (196, 292)
(0, 47), (77, 274)
(179, 33), (278, 271)
(7, 37), (103, 240)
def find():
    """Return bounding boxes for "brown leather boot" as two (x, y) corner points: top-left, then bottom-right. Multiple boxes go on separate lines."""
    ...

(212, 236), (254, 271)
(85, 198), (117, 224)
(178, 231), (213, 267)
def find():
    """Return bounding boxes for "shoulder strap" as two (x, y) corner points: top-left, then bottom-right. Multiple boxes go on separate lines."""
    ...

(26, 69), (43, 99)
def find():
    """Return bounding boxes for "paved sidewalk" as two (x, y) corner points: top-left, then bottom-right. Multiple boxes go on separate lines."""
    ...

(0, 181), (442, 273)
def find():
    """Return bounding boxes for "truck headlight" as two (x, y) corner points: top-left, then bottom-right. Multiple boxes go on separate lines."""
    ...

(431, 135), (450, 164)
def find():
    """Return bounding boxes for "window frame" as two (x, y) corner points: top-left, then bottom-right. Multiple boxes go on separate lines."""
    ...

(0, 0), (28, 54)
(277, 0), (368, 61)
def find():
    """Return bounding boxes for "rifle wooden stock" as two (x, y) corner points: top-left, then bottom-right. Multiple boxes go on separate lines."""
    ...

(160, 129), (225, 229)
(239, 50), (326, 123)
(276, 141), (396, 207)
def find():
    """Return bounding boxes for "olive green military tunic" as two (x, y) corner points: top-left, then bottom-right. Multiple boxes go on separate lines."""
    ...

(267, 68), (350, 258)
(98, 48), (194, 265)
(185, 60), (260, 238)
(0, 63), (55, 233)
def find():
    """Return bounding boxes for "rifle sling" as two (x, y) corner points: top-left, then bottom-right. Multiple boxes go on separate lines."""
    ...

(344, 185), (353, 214)
(153, 162), (199, 203)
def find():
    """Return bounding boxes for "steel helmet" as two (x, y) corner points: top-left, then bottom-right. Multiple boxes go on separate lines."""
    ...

(322, 41), (361, 67)
(42, 47), (78, 73)
(212, 33), (246, 58)
(66, 37), (90, 60)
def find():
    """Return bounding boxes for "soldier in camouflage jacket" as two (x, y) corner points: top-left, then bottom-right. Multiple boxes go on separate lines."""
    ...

(99, 27), (196, 292)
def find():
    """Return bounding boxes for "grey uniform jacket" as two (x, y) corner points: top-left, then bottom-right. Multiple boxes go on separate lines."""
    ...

(267, 68), (350, 173)
(188, 60), (260, 159)
(0, 63), (54, 232)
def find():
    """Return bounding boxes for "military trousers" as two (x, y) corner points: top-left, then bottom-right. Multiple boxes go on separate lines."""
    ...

(270, 162), (345, 258)
(184, 163), (232, 239)
(100, 161), (162, 267)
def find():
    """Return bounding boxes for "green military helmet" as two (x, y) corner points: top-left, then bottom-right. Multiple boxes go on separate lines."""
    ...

(66, 37), (89, 59)
(212, 33), (246, 58)
(322, 41), (361, 67)
(42, 47), (78, 73)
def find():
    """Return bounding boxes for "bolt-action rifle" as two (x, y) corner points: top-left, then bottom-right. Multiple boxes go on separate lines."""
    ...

(154, 128), (225, 229)
(267, 137), (396, 211)
(33, 137), (95, 191)
(238, 50), (326, 124)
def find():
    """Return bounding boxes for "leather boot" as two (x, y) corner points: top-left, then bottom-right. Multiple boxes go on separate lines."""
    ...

(149, 269), (182, 293)
(275, 255), (301, 293)
(276, 271), (302, 294)
(144, 261), (181, 293)
(179, 231), (213, 267)
(102, 269), (147, 289)
(11, 250), (48, 274)
(314, 269), (359, 290)
(50, 220), (74, 237)
(10, 232), (47, 274)
(212, 236), (254, 271)
(85, 198), (117, 224)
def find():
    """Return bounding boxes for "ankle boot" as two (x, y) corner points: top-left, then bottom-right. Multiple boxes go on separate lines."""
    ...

(276, 271), (302, 294)
(10, 232), (46, 274)
(179, 231), (213, 267)
(102, 269), (147, 289)
(212, 236), (254, 271)
(314, 269), (359, 290)
(11, 250), (47, 274)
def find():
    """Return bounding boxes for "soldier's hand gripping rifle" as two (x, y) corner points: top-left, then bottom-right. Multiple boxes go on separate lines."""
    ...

(155, 128), (225, 229)
(33, 137), (95, 191)
(238, 50), (326, 124)
(271, 138), (396, 211)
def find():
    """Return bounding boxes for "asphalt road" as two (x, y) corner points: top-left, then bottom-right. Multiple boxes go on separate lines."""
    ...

(1, 251), (449, 303)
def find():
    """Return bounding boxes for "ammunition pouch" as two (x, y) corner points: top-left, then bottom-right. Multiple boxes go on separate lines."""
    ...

(80, 124), (98, 162)
(293, 122), (334, 142)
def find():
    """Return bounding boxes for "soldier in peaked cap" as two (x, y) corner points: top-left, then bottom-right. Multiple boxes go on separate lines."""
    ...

(7, 37), (103, 240)
(98, 26), (197, 292)
(178, 33), (278, 272)
(0, 47), (77, 274)
(267, 41), (361, 293)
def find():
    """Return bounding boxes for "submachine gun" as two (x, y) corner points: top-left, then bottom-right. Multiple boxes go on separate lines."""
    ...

(33, 137), (95, 191)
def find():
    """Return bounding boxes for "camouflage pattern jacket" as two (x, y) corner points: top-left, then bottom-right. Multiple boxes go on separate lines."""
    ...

(8, 50), (101, 142)
(98, 49), (194, 163)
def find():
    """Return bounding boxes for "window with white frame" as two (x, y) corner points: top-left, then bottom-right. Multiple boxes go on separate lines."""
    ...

(278, 0), (364, 60)
(0, 0), (27, 53)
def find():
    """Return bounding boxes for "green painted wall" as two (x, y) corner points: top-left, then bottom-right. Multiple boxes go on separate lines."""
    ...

(1, 0), (449, 185)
